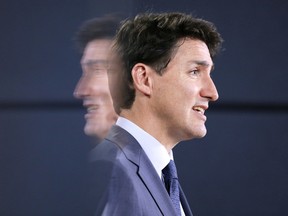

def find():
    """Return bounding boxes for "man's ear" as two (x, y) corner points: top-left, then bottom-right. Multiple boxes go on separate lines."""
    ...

(131, 63), (152, 96)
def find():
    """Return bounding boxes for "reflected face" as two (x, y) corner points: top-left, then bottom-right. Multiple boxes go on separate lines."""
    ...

(150, 38), (219, 142)
(74, 39), (117, 139)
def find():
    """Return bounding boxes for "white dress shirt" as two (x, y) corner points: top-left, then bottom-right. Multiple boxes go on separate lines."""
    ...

(116, 117), (171, 178)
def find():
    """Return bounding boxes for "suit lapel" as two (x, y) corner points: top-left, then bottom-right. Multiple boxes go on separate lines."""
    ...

(179, 184), (193, 216)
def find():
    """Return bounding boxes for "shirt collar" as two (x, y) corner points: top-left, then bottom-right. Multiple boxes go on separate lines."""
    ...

(116, 117), (172, 179)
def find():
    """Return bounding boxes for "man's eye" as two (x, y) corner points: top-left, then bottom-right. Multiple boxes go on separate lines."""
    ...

(85, 64), (107, 73)
(190, 70), (199, 75)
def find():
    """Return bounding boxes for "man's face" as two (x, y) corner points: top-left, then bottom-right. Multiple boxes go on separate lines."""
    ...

(74, 39), (117, 139)
(150, 38), (219, 142)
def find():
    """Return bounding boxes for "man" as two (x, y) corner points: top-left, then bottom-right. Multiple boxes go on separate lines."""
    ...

(74, 15), (119, 141)
(89, 12), (223, 216)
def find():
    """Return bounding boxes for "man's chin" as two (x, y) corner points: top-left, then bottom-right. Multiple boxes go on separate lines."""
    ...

(189, 127), (207, 139)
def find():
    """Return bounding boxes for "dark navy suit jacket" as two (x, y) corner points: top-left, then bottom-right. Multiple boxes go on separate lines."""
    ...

(85, 125), (193, 216)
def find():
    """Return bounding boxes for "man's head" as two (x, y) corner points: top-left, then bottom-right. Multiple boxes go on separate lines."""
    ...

(109, 12), (223, 148)
(74, 15), (120, 140)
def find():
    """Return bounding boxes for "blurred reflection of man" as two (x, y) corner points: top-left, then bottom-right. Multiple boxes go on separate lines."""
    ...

(74, 15), (120, 141)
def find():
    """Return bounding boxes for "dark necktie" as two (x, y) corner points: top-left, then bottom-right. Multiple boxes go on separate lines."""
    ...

(162, 160), (181, 216)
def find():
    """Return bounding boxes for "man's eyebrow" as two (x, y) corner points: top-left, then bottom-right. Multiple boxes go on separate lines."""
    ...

(188, 60), (214, 70)
(81, 59), (108, 66)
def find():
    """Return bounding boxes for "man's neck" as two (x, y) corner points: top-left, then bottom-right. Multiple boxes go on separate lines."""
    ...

(120, 110), (178, 152)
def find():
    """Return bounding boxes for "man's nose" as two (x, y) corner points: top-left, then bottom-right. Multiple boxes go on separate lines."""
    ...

(200, 77), (219, 101)
(73, 76), (90, 99)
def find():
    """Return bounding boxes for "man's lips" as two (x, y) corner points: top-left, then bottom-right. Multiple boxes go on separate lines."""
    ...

(192, 105), (208, 121)
(192, 105), (208, 114)
(86, 105), (99, 112)
(83, 102), (100, 110)
(83, 104), (101, 119)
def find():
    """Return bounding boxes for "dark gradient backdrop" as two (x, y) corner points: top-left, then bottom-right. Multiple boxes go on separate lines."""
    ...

(1, 0), (288, 215)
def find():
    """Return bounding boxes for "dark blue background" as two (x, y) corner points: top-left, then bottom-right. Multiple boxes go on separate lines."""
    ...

(1, 0), (287, 215)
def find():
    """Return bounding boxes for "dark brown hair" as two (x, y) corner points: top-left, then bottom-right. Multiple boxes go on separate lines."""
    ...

(75, 14), (122, 54)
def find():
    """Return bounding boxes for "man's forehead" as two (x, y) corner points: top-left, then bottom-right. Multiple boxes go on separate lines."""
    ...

(173, 38), (212, 61)
(81, 39), (112, 62)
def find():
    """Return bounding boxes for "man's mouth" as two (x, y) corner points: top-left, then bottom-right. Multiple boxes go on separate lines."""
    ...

(83, 103), (100, 113)
(192, 105), (207, 115)
(87, 105), (99, 112)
